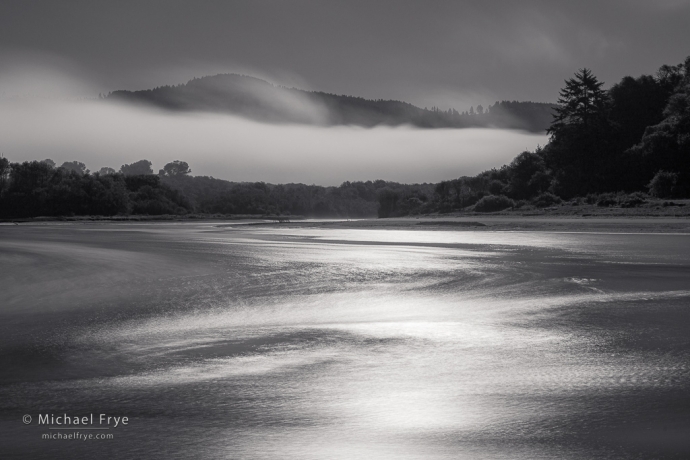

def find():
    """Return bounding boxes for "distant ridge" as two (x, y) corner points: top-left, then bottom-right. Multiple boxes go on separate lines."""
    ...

(108, 73), (556, 132)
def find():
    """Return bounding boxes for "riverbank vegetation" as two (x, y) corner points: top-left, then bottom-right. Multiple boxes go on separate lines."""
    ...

(379, 55), (690, 217)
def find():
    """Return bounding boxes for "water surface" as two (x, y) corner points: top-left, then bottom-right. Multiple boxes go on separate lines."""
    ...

(1, 223), (689, 459)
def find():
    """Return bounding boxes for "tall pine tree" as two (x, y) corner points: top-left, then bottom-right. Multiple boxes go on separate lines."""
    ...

(544, 69), (614, 197)
(548, 68), (607, 136)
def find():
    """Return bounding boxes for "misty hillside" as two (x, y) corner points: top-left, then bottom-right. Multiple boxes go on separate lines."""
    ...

(107, 74), (556, 132)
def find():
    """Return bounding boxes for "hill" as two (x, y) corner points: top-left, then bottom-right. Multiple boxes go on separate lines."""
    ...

(107, 74), (555, 132)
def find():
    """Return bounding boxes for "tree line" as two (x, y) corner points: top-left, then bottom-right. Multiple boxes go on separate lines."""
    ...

(380, 55), (690, 216)
(0, 157), (412, 218)
(0, 159), (191, 218)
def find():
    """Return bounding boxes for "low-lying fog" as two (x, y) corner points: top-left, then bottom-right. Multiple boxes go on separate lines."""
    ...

(0, 69), (547, 185)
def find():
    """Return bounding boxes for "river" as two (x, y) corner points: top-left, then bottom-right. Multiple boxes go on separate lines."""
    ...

(1, 222), (689, 459)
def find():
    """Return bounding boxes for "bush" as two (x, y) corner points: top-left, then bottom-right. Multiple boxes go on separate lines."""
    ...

(584, 191), (648, 208)
(488, 180), (506, 195)
(648, 170), (678, 198)
(513, 199), (529, 209)
(531, 192), (562, 208)
(620, 192), (647, 208)
(596, 192), (618, 207)
(474, 194), (514, 212)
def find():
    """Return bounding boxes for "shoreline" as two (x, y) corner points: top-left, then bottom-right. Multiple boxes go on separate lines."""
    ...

(241, 215), (690, 234)
(3, 214), (690, 233)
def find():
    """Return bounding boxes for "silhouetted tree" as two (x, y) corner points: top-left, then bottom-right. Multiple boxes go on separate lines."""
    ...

(98, 167), (117, 175)
(647, 170), (679, 198)
(60, 161), (89, 176)
(503, 151), (550, 199)
(2, 161), (57, 216)
(628, 56), (690, 196)
(549, 68), (608, 133)
(545, 69), (613, 197)
(609, 75), (669, 149)
(161, 160), (191, 176)
(0, 157), (10, 197)
(657, 62), (686, 93)
(474, 195), (514, 212)
(120, 160), (153, 176)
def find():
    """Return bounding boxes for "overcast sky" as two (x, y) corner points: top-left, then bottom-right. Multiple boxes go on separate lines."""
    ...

(1, 0), (689, 109)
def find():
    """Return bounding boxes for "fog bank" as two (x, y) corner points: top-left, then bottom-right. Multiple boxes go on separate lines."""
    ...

(0, 98), (547, 185)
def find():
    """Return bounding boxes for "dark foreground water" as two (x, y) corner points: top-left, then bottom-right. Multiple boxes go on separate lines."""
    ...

(1, 222), (689, 459)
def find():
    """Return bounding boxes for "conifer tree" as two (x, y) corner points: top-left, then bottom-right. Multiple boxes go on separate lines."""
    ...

(548, 68), (607, 136)
(544, 69), (612, 197)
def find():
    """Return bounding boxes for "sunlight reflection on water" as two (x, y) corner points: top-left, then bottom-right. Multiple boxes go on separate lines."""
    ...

(1, 224), (690, 459)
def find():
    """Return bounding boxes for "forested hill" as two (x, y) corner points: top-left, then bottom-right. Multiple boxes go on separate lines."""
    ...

(107, 74), (555, 132)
